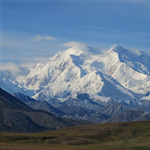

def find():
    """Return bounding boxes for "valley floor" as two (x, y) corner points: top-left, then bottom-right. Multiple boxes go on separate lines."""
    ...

(1, 121), (150, 150)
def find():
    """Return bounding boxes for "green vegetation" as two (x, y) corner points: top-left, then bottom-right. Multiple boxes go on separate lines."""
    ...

(1, 121), (150, 150)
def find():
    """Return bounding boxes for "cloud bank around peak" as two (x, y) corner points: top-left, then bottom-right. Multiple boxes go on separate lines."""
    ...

(0, 56), (51, 79)
(0, 62), (30, 78)
(62, 41), (89, 52)
(62, 41), (107, 54)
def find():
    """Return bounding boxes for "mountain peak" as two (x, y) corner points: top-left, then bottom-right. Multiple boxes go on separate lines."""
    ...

(64, 47), (83, 56)
(112, 44), (122, 49)
(109, 45), (127, 53)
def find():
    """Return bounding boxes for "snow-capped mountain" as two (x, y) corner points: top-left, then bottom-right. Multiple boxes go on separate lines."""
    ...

(11, 45), (150, 105)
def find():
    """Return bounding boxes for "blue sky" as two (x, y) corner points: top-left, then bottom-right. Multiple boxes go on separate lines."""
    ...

(0, 0), (150, 67)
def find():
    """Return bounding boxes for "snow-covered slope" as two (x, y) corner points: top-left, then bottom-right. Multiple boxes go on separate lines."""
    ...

(13, 45), (150, 105)
(0, 70), (27, 95)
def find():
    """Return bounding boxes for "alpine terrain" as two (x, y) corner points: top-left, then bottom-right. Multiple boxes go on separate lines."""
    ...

(1, 45), (150, 123)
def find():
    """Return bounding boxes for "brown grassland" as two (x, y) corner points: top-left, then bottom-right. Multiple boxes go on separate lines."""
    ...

(1, 121), (150, 150)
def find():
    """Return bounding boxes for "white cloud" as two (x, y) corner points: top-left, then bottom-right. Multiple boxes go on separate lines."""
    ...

(19, 62), (36, 70)
(62, 41), (107, 54)
(31, 35), (57, 42)
(44, 35), (56, 40)
(0, 62), (20, 73)
(20, 56), (51, 70)
(32, 35), (43, 41)
(0, 56), (51, 78)
(62, 41), (89, 51)
(0, 62), (30, 78)
(91, 26), (122, 32)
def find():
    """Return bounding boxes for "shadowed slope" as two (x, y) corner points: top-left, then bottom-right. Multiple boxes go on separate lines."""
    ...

(0, 88), (89, 133)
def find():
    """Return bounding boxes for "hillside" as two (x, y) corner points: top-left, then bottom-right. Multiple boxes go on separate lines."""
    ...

(1, 121), (150, 150)
(0, 88), (89, 133)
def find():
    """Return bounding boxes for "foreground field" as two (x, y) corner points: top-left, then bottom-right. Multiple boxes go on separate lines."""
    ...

(1, 121), (150, 150)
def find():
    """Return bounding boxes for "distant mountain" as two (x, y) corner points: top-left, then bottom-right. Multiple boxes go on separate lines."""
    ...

(57, 105), (96, 120)
(80, 103), (133, 123)
(103, 110), (145, 123)
(11, 92), (150, 124)
(1, 45), (150, 124)
(83, 113), (110, 123)
(12, 92), (65, 116)
(98, 103), (133, 116)
(12, 92), (97, 120)
(0, 88), (89, 133)
(134, 112), (150, 121)
(13, 45), (150, 105)
(26, 101), (65, 117)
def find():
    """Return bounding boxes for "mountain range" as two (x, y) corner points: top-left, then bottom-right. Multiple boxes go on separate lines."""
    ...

(0, 88), (88, 133)
(1, 45), (150, 124)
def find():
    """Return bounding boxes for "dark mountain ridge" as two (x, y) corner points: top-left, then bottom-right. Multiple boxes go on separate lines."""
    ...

(0, 88), (89, 133)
